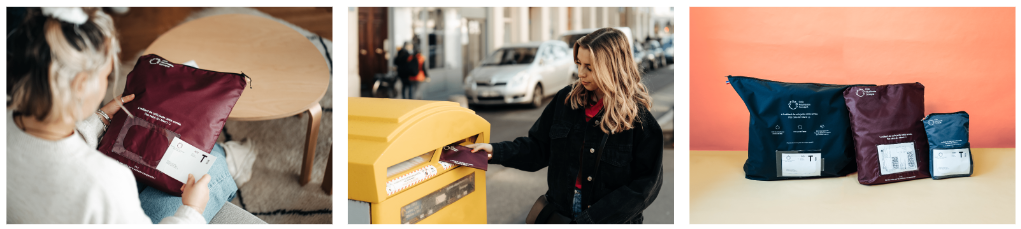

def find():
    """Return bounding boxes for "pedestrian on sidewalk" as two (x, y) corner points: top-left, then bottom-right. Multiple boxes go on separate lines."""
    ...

(466, 27), (663, 224)
(393, 39), (428, 100)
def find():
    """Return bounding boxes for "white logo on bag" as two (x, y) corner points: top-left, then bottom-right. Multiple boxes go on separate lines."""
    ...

(788, 100), (811, 110)
(927, 119), (943, 125)
(856, 88), (877, 97)
(150, 58), (174, 68)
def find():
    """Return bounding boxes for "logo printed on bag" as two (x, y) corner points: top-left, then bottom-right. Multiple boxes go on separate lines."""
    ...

(788, 100), (811, 110)
(855, 88), (877, 97)
(448, 159), (474, 167)
(927, 119), (943, 125)
(149, 58), (174, 68)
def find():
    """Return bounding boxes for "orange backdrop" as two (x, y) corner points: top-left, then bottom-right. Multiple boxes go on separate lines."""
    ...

(690, 7), (1015, 150)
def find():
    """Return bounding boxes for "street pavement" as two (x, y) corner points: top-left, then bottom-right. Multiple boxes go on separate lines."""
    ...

(472, 64), (675, 224)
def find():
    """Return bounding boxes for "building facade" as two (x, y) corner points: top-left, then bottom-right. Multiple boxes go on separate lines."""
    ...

(352, 7), (673, 100)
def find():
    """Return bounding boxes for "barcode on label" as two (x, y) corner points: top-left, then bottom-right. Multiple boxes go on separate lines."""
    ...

(907, 151), (916, 168)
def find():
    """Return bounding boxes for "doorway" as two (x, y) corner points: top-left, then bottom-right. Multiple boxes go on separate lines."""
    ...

(357, 7), (388, 95)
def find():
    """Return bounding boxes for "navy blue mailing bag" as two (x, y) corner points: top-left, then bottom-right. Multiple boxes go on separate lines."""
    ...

(922, 111), (973, 179)
(727, 76), (868, 181)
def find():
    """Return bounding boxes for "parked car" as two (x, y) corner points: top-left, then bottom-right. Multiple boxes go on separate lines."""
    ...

(463, 40), (576, 108)
(661, 35), (673, 64)
(647, 40), (666, 68)
(560, 27), (636, 76)
(633, 40), (656, 72)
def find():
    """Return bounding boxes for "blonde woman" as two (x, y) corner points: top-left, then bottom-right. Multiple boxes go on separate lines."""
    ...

(467, 27), (663, 224)
(6, 7), (237, 223)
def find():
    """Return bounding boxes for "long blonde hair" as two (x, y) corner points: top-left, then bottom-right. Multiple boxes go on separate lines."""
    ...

(567, 27), (652, 134)
(7, 7), (120, 123)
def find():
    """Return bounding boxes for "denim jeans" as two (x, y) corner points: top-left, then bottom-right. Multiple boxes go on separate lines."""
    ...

(401, 78), (418, 99)
(572, 188), (583, 219)
(136, 143), (238, 223)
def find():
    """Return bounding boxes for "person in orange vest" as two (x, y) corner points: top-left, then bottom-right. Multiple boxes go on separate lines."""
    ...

(406, 42), (429, 99)
(393, 40), (429, 100)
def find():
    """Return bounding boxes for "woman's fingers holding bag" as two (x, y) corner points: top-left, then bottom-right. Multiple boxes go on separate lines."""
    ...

(196, 174), (211, 187)
(465, 143), (482, 153)
(180, 174), (210, 214)
(100, 94), (135, 118)
(465, 143), (494, 160)
(180, 173), (194, 191)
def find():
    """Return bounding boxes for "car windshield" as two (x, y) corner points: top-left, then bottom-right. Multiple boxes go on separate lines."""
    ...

(482, 47), (537, 66)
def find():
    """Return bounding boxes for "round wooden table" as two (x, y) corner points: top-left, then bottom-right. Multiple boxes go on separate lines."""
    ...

(145, 14), (330, 186)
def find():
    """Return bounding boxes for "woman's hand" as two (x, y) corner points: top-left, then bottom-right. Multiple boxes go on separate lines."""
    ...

(465, 143), (493, 161)
(98, 94), (135, 125)
(180, 174), (211, 214)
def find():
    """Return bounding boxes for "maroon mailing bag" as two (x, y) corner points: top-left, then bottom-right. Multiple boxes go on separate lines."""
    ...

(843, 83), (930, 185)
(97, 54), (248, 196)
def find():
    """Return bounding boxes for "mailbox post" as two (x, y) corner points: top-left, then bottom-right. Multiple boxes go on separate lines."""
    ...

(349, 98), (489, 224)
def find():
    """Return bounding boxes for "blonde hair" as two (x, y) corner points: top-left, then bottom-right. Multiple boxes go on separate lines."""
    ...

(7, 7), (120, 123)
(567, 27), (653, 134)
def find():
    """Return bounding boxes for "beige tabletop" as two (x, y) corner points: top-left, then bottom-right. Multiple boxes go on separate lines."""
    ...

(144, 14), (330, 121)
(691, 148), (1015, 224)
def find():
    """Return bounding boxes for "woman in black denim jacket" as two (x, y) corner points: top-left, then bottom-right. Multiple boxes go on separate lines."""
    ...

(467, 28), (663, 224)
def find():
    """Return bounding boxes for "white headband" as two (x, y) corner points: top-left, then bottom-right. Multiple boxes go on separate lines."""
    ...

(41, 7), (88, 25)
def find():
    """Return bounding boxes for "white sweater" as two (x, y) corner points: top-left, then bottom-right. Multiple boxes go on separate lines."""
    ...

(6, 110), (205, 224)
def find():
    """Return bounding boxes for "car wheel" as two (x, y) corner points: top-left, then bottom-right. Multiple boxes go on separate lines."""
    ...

(530, 85), (543, 108)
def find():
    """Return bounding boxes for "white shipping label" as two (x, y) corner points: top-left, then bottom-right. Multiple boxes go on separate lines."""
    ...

(877, 142), (918, 175)
(386, 165), (439, 196)
(155, 137), (217, 183)
(438, 161), (453, 170)
(780, 153), (822, 177)
(933, 148), (971, 177)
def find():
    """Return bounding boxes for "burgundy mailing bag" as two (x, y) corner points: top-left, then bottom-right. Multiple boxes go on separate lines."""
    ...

(439, 145), (489, 171)
(843, 83), (931, 185)
(97, 54), (248, 196)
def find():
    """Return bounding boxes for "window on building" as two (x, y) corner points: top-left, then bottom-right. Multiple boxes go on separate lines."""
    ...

(426, 9), (444, 69)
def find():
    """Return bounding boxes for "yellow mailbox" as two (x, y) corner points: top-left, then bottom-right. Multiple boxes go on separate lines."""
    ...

(348, 98), (489, 224)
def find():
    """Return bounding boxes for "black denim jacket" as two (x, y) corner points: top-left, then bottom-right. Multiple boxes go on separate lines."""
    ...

(490, 85), (664, 224)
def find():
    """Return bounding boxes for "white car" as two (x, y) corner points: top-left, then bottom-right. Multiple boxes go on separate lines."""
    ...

(464, 40), (576, 107)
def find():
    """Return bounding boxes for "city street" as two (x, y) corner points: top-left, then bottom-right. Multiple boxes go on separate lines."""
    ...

(472, 64), (675, 224)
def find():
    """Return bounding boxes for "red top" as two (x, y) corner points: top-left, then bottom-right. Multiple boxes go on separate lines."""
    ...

(577, 97), (604, 189)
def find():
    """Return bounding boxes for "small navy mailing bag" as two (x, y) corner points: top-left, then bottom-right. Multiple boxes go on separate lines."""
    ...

(922, 111), (973, 179)
(727, 76), (868, 181)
